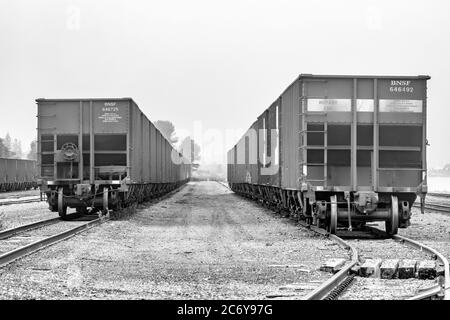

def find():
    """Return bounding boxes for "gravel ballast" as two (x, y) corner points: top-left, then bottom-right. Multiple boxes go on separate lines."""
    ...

(0, 190), (40, 200)
(399, 206), (450, 271)
(0, 202), (57, 231)
(0, 181), (349, 299)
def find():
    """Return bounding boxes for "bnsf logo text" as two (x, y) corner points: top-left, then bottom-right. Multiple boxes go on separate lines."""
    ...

(104, 102), (116, 107)
(391, 80), (411, 86)
(390, 80), (414, 93)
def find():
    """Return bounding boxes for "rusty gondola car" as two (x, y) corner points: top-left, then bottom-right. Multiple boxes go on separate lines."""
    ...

(36, 98), (191, 218)
(227, 74), (430, 235)
(0, 158), (37, 192)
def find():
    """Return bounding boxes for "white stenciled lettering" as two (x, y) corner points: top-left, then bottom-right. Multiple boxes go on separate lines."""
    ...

(99, 111), (122, 123)
(102, 107), (119, 112)
(389, 86), (414, 93)
(391, 80), (411, 86)
(379, 99), (422, 113)
(389, 80), (414, 94)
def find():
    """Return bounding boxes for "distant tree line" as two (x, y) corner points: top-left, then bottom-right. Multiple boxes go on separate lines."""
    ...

(154, 121), (201, 171)
(0, 133), (37, 160)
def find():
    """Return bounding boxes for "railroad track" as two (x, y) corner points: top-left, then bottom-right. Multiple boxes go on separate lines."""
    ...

(302, 227), (449, 300)
(217, 182), (449, 300)
(0, 213), (108, 267)
(413, 201), (450, 214)
(413, 192), (450, 213)
(421, 202), (450, 213)
(428, 192), (450, 198)
(311, 193), (450, 299)
(300, 224), (359, 300)
(0, 196), (43, 206)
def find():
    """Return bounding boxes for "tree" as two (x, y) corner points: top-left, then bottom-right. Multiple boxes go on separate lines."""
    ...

(12, 139), (23, 159)
(179, 136), (201, 170)
(27, 140), (37, 160)
(4, 133), (12, 157)
(0, 138), (8, 157)
(154, 120), (178, 144)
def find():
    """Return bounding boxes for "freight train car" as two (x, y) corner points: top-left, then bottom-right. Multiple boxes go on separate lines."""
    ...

(0, 158), (37, 192)
(36, 98), (191, 218)
(227, 74), (430, 235)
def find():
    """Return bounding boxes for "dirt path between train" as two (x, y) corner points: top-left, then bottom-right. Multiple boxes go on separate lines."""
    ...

(0, 181), (347, 299)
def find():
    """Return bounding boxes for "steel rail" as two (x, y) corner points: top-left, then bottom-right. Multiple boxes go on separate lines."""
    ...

(0, 197), (42, 206)
(0, 216), (109, 267)
(424, 203), (450, 209)
(304, 228), (449, 300)
(217, 181), (230, 190)
(407, 284), (442, 300)
(393, 234), (450, 300)
(0, 217), (60, 240)
(413, 202), (450, 214)
(428, 192), (450, 198)
(302, 232), (359, 300)
(423, 203), (450, 213)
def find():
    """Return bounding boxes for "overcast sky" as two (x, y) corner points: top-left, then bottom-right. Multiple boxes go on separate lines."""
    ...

(1, 0), (449, 167)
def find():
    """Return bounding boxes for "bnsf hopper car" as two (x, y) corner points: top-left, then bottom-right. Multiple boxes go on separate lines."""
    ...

(0, 158), (37, 192)
(36, 98), (191, 218)
(227, 74), (430, 235)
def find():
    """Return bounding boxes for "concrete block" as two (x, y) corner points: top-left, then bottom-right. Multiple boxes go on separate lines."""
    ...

(319, 258), (347, 273)
(359, 259), (382, 277)
(350, 265), (361, 275)
(437, 264), (445, 277)
(380, 259), (400, 279)
(418, 260), (437, 280)
(398, 260), (417, 279)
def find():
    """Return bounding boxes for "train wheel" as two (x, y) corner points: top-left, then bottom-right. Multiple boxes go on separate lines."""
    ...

(103, 187), (109, 214)
(329, 195), (337, 234)
(58, 188), (67, 219)
(111, 191), (120, 211)
(115, 200), (123, 212)
(386, 195), (399, 236)
(76, 207), (88, 216)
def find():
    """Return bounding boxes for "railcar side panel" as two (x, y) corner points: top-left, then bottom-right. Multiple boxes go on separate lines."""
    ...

(257, 100), (280, 187)
(162, 138), (167, 183)
(235, 135), (246, 183)
(249, 121), (259, 185)
(0, 158), (37, 191)
(150, 123), (157, 182)
(0, 159), (6, 182)
(280, 80), (301, 189)
(156, 130), (162, 183)
(142, 115), (150, 182)
(6, 160), (16, 182)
